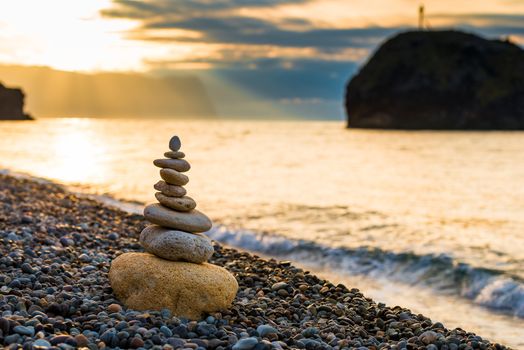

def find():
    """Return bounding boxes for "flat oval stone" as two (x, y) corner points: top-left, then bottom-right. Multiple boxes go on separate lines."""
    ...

(164, 151), (185, 159)
(154, 181), (186, 197)
(154, 158), (191, 172)
(155, 193), (196, 212)
(160, 168), (189, 186)
(109, 252), (238, 320)
(140, 225), (213, 263)
(169, 136), (181, 151)
(144, 204), (211, 232)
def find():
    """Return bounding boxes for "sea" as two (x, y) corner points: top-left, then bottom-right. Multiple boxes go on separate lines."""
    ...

(0, 118), (522, 348)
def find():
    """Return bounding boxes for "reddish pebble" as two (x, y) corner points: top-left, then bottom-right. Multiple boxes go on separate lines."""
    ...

(107, 303), (122, 313)
(75, 334), (88, 347)
(130, 337), (145, 348)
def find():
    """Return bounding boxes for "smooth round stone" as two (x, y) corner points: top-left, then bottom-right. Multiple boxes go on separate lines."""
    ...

(164, 151), (185, 159)
(33, 339), (52, 350)
(233, 337), (259, 350)
(155, 193), (197, 212)
(140, 225), (213, 263)
(144, 204), (211, 232)
(154, 158), (191, 172)
(160, 168), (189, 186)
(169, 136), (181, 151)
(154, 181), (186, 197)
(109, 252), (238, 320)
(257, 325), (278, 337)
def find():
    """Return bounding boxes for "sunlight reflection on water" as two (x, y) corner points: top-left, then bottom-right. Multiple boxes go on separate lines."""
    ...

(44, 119), (109, 183)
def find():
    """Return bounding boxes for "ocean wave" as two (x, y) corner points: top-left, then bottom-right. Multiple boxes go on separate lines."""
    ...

(207, 225), (524, 318)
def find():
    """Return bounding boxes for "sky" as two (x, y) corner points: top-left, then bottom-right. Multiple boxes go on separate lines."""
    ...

(0, 0), (523, 118)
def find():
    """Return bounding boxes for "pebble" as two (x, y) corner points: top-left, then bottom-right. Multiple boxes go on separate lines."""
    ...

(160, 168), (189, 186)
(302, 326), (319, 338)
(75, 334), (89, 347)
(154, 180), (187, 197)
(155, 193), (197, 212)
(169, 136), (181, 151)
(78, 253), (91, 262)
(168, 338), (186, 348)
(50, 335), (75, 345)
(271, 282), (289, 291)
(59, 237), (74, 246)
(196, 322), (216, 336)
(140, 225), (214, 263)
(14, 325), (35, 336)
(419, 330), (439, 344)
(160, 325), (173, 337)
(153, 158), (191, 172)
(7, 232), (20, 241)
(257, 324), (278, 337)
(164, 151), (185, 159)
(21, 262), (34, 274)
(143, 204), (212, 232)
(4, 334), (20, 344)
(129, 337), (145, 348)
(107, 232), (119, 240)
(107, 303), (122, 313)
(233, 337), (259, 350)
(32, 339), (52, 349)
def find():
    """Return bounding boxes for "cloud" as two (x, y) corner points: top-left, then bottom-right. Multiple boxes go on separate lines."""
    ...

(143, 17), (400, 49)
(105, 0), (400, 51)
(103, 1), (524, 68)
(429, 13), (524, 27)
(101, 0), (309, 19)
(99, 1), (524, 118)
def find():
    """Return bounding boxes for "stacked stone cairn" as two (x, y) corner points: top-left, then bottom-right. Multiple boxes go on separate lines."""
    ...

(110, 136), (238, 320)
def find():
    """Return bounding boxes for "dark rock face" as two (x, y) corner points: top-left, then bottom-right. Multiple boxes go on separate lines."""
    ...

(0, 82), (32, 120)
(345, 30), (524, 129)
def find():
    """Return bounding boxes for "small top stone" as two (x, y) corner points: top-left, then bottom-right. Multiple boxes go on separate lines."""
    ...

(169, 136), (181, 151)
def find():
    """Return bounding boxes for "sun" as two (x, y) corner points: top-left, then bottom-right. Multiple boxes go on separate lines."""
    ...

(0, 0), (165, 72)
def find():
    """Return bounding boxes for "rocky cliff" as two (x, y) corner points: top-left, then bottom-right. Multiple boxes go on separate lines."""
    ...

(345, 30), (524, 129)
(0, 83), (32, 120)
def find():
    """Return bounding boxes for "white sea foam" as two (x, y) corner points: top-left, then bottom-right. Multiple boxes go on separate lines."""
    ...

(207, 225), (524, 318)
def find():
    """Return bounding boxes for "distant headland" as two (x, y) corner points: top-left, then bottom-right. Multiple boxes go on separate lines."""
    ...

(345, 30), (524, 130)
(0, 82), (32, 120)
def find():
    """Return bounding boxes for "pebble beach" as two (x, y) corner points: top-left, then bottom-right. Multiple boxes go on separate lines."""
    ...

(0, 173), (512, 350)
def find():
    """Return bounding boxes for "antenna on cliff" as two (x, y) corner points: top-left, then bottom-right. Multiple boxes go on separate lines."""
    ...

(418, 4), (425, 29)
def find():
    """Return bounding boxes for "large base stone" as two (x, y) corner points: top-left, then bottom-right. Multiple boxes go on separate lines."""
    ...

(109, 252), (238, 320)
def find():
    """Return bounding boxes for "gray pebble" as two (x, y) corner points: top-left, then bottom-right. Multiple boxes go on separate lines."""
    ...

(233, 337), (259, 350)
(21, 263), (34, 274)
(14, 325), (35, 336)
(271, 282), (288, 291)
(4, 333), (20, 344)
(419, 330), (438, 344)
(139, 225), (213, 263)
(160, 325), (173, 337)
(107, 232), (119, 240)
(7, 232), (20, 241)
(33, 339), (52, 349)
(79, 254), (91, 262)
(257, 325), (278, 337)
(302, 326), (319, 338)
(169, 136), (181, 151)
